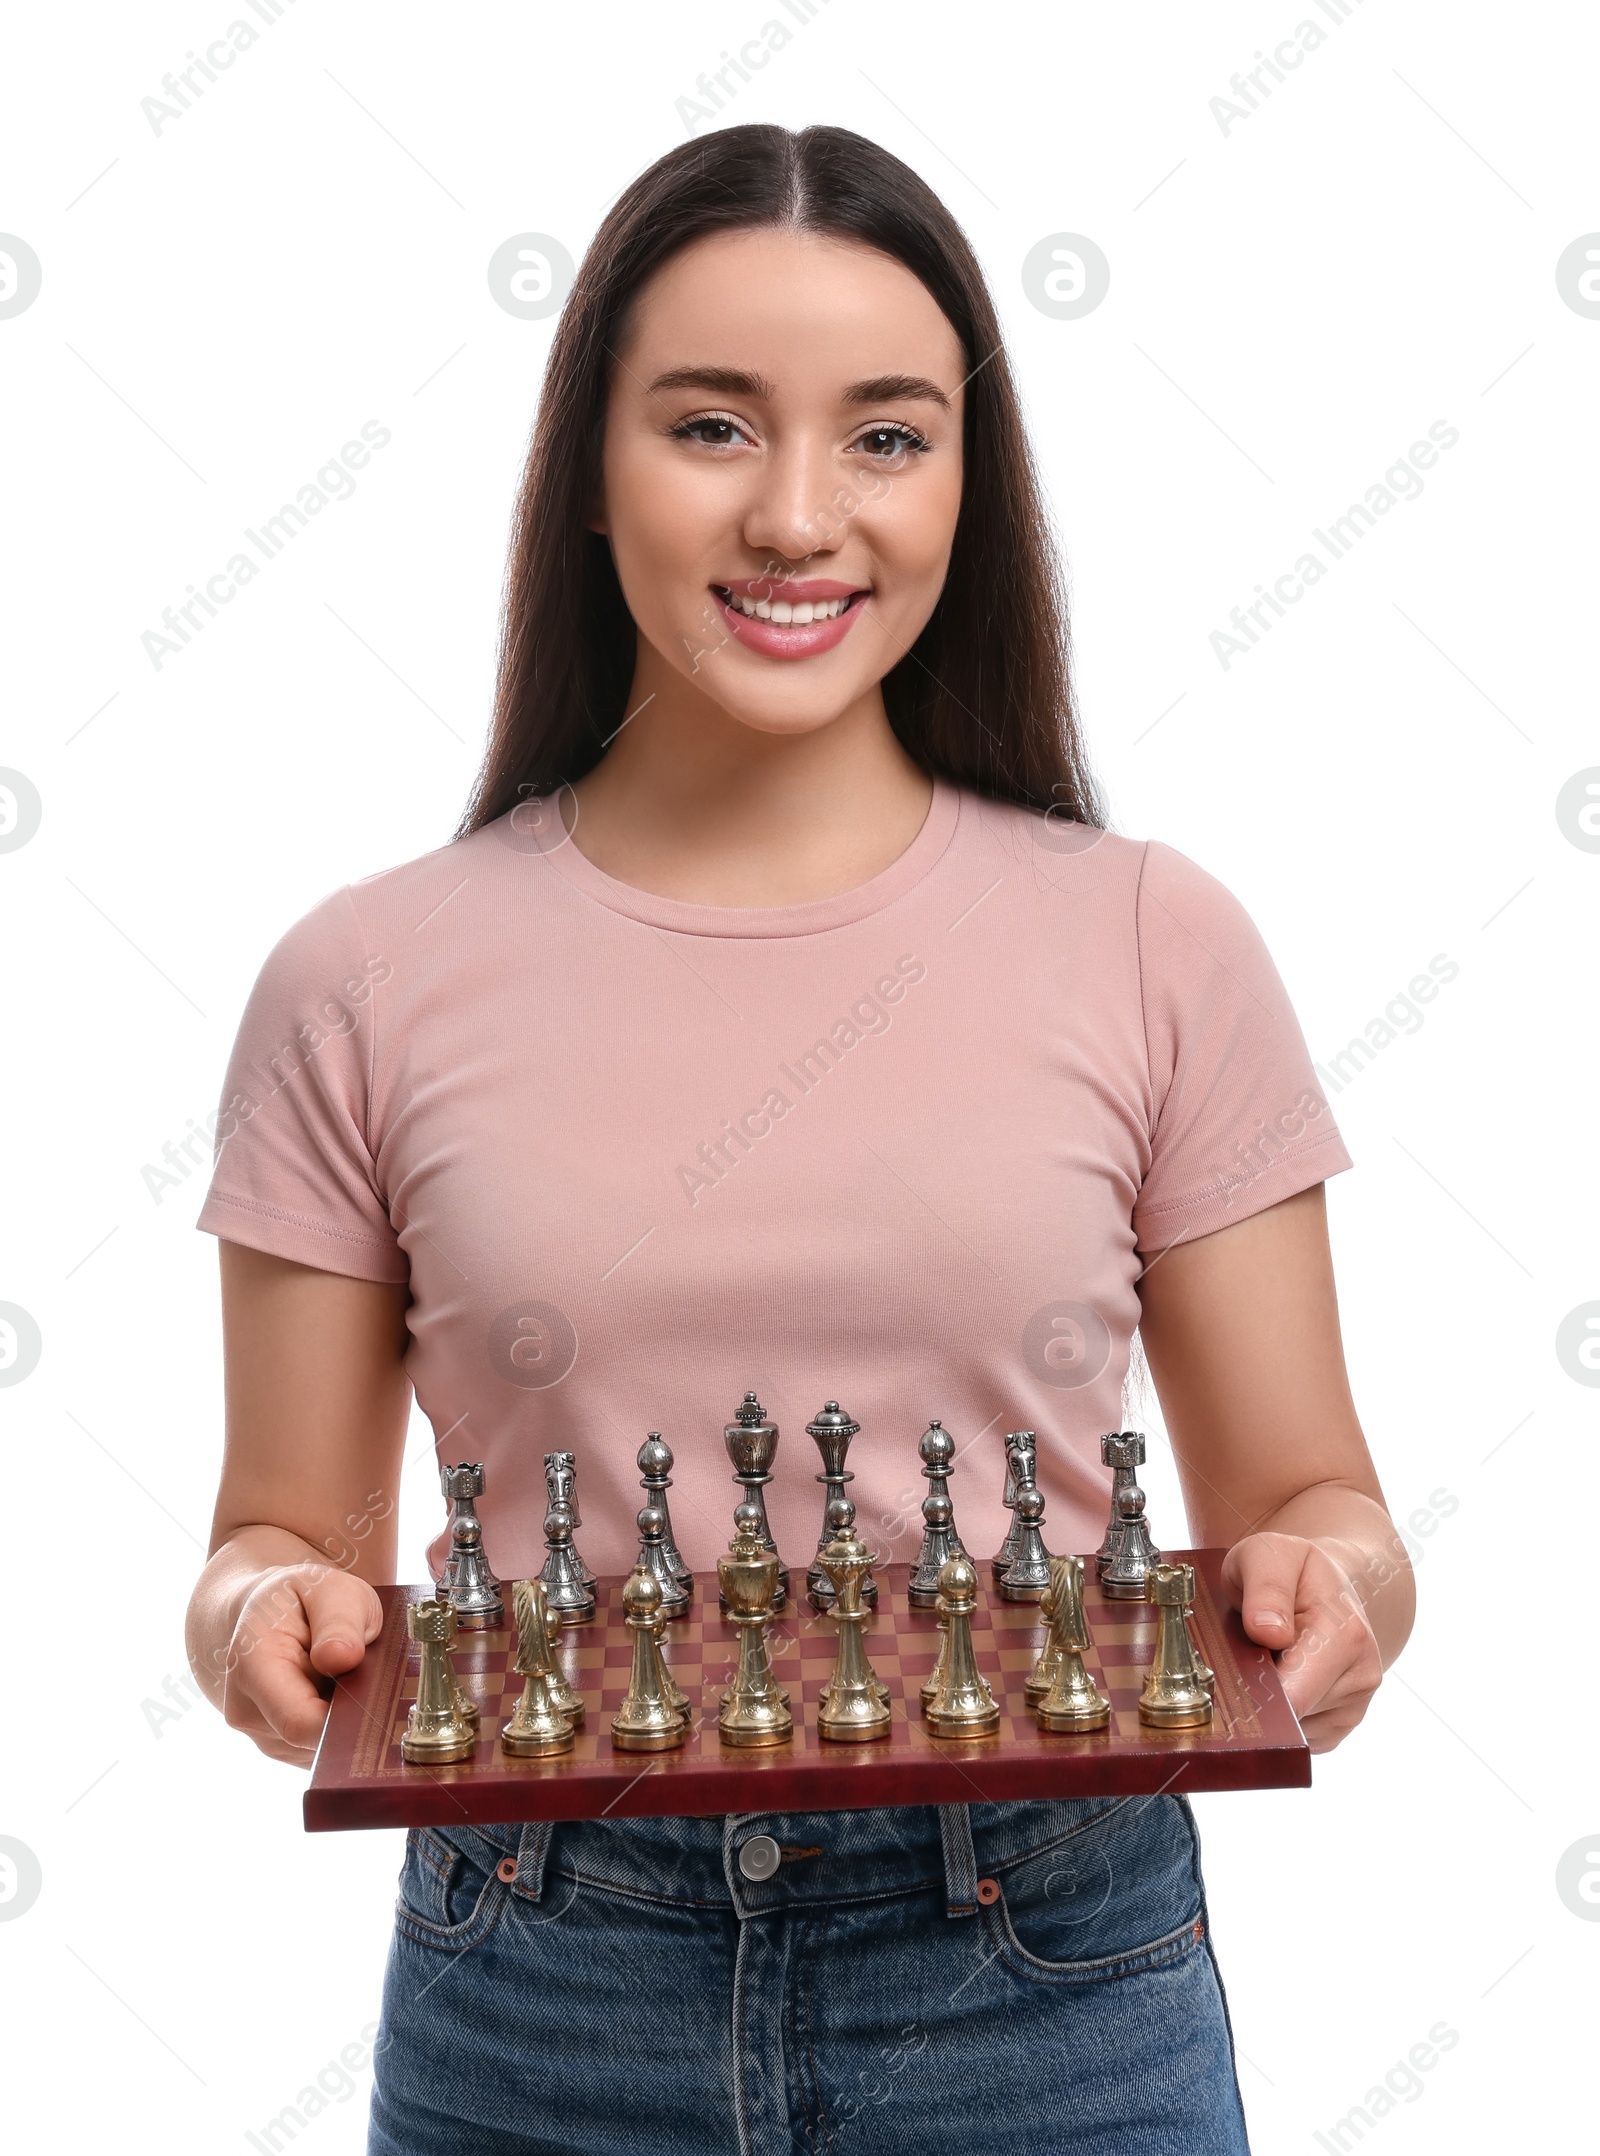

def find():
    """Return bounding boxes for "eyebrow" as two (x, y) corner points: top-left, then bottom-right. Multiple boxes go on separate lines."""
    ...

(644, 365), (952, 412)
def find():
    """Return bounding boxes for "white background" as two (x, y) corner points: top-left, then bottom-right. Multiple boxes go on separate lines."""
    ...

(2, 3), (1595, 2148)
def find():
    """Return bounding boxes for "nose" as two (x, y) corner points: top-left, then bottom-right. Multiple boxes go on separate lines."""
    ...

(739, 430), (844, 566)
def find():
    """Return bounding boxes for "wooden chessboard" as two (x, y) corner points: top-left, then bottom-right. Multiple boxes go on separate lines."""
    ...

(304, 1552), (1308, 1832)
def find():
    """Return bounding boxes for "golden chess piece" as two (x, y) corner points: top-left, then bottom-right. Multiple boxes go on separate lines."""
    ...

(1036, 1555), (1111, 1733)
(401, 1599), (476, 1763)
(505, 1576), (583, 1724)
(500, 1578), (577, 1758)
(920, 1590), (951, 1709)
(1137, 1562), (1214, 1729)
(924, 1554), (1000, 1740)
(816, 1500), (892, 1744)
(610, 1567), (688, 1752)
(717, 1504), (793, 1748)
(651, 1603), (693, 1723)
(1024, 1572), (1061, 1705)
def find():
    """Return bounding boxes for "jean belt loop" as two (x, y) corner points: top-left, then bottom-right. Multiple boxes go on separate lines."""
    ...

(512, 1818), (554, 1902)
(938, 1803), (979, 1917)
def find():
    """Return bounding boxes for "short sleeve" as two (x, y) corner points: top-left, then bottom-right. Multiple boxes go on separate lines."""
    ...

(1131, 840), (1352, 1257)
(195, 886), (408, 1284)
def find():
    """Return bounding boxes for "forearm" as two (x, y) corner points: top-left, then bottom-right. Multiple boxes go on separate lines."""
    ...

(1247, 1481), (1416, 1667)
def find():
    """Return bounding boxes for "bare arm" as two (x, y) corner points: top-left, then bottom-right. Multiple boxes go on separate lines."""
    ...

(184, 1240), (412, 1765)
(1135, 1182), (1414, 1751)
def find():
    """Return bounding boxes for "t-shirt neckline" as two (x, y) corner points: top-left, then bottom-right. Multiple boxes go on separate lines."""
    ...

(529, 778), (963, 938)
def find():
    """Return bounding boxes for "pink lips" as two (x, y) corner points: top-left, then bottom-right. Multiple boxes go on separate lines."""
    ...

(711, 579), (870, 661)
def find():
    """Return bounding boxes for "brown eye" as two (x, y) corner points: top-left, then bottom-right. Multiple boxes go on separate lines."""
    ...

(854, 424), (929, 460)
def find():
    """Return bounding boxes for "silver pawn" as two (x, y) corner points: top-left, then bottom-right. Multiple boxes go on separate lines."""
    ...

(997, 1484), (1053, 1601)
(637, 1433), (692, 1590)
(437, 1462), (503, 1628)
(1100, 1483), (1160, 1601)
(635, 1503), (690, 1618)
(909, 1490), (964, 1608)
(540, 1500), (596, 1624)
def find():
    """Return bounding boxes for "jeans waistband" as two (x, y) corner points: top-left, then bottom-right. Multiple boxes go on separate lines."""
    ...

(457, 1796), (1139, 1921)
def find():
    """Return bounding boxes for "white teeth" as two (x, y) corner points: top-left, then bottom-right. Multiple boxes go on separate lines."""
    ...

(724, 591), (853, 622)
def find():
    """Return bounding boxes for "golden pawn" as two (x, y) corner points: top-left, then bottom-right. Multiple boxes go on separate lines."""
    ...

(401, 1599), (475, 1764)
(924, 1555), (1000, 1740)
(920, 1591), (951, 1709)
(500, 1578), (576, 1757)
(610, 1567), (688, 1752)
(816, 1500), (892, 1744)
(1137, 1562), (1214, 1729)
(717, 1503), (793, 1748)
(1036, 1555), (1111, 1733)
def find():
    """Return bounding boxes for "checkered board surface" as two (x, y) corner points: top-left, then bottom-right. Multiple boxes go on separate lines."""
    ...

(305, 1553), (1308, 1832)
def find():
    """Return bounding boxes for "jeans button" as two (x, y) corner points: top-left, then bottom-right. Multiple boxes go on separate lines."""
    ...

(738, 1834), (782, 1882)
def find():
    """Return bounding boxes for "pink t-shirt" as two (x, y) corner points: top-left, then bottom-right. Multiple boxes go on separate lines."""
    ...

(197, 781), (1352, 1585)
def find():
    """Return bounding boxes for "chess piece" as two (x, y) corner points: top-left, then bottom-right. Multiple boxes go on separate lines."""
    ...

(816, 1500), (892, 1742)
(540, 1501), (597, 1624)
(436, 1463), (503, 1628)
(1035, 1556), (1111, 1732)
(637, 1433), (692, 1591)
(635, 1503), (691, 1618)
(401, 1599), (475, 1763)
(650, 1603), (692, 1723)
(924, 1554), (1000, 1739)
(920, 1589), (951, 1709)
(1100, 1482), (1160, 1602)
(1024, 1571), (1061, 1705)
(1097, 1433), (1159, 1594)
(610, 1567), (687, 1751)
(508, 1572), (584, 1727)
(996, 1479), (1053, 1602)
(717, 1503), (793, 1747)
(1137, 1562), (1214, 1728)
(908, 1420), (969, 1606)
(721, 1390), (788, 1611)
(544, 1452), (595, 1588)
(500, 1579), (576, 1757)
(806, 1400), (876, 1609)
(992, 1431), (1024, 1581)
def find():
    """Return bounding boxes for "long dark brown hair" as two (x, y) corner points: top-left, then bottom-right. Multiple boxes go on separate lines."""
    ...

(456, 124), (1105, 837)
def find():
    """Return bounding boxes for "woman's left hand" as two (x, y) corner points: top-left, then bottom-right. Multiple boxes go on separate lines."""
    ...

(1221, 1530), (1385, 1753)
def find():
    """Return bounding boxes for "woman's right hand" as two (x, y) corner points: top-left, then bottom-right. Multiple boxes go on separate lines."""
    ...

(195, 1553), (386, 1767)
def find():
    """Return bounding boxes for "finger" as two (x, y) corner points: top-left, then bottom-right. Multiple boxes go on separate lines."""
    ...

(1223, 1533), (1307, 1649)
(1278, 1600), (1381, 1720)
(299, 1568), (383, 1678)
(230, 1625), (333, 1754)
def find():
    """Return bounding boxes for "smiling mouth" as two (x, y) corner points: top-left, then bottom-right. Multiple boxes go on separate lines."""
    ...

(711, 585), (868, 623)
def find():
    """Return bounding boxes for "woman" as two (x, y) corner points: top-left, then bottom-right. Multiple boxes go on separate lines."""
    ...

(185, 124), (1414, 2155)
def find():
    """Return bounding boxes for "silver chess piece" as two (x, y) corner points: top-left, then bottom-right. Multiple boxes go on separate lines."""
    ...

(996, 1482), (1052, 1602)
(637, 1433), (692, 1591)
(721, 1390), (787, 1611)
(805, 1400), (874, 1610)
(1097, 1432), (1150, 1577)
(540, 1500), (596, 1624)
(909, 1489), (965, 1608)
(991, 1431), (1036, 1584)
(436, 1462), (503, 1628)
(1100, 1483), (1160, 1602)
(544, 1451), (594, 1588)
(634, 1503), (690, 1618)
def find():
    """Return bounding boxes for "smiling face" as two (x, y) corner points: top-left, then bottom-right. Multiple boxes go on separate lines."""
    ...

(592, 227), (967, 739)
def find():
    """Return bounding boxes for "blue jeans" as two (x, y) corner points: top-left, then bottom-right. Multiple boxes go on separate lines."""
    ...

(368, 1796), (1250, 2155)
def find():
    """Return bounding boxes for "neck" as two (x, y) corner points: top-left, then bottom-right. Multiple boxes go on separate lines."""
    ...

(566, 650), (934, 907)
